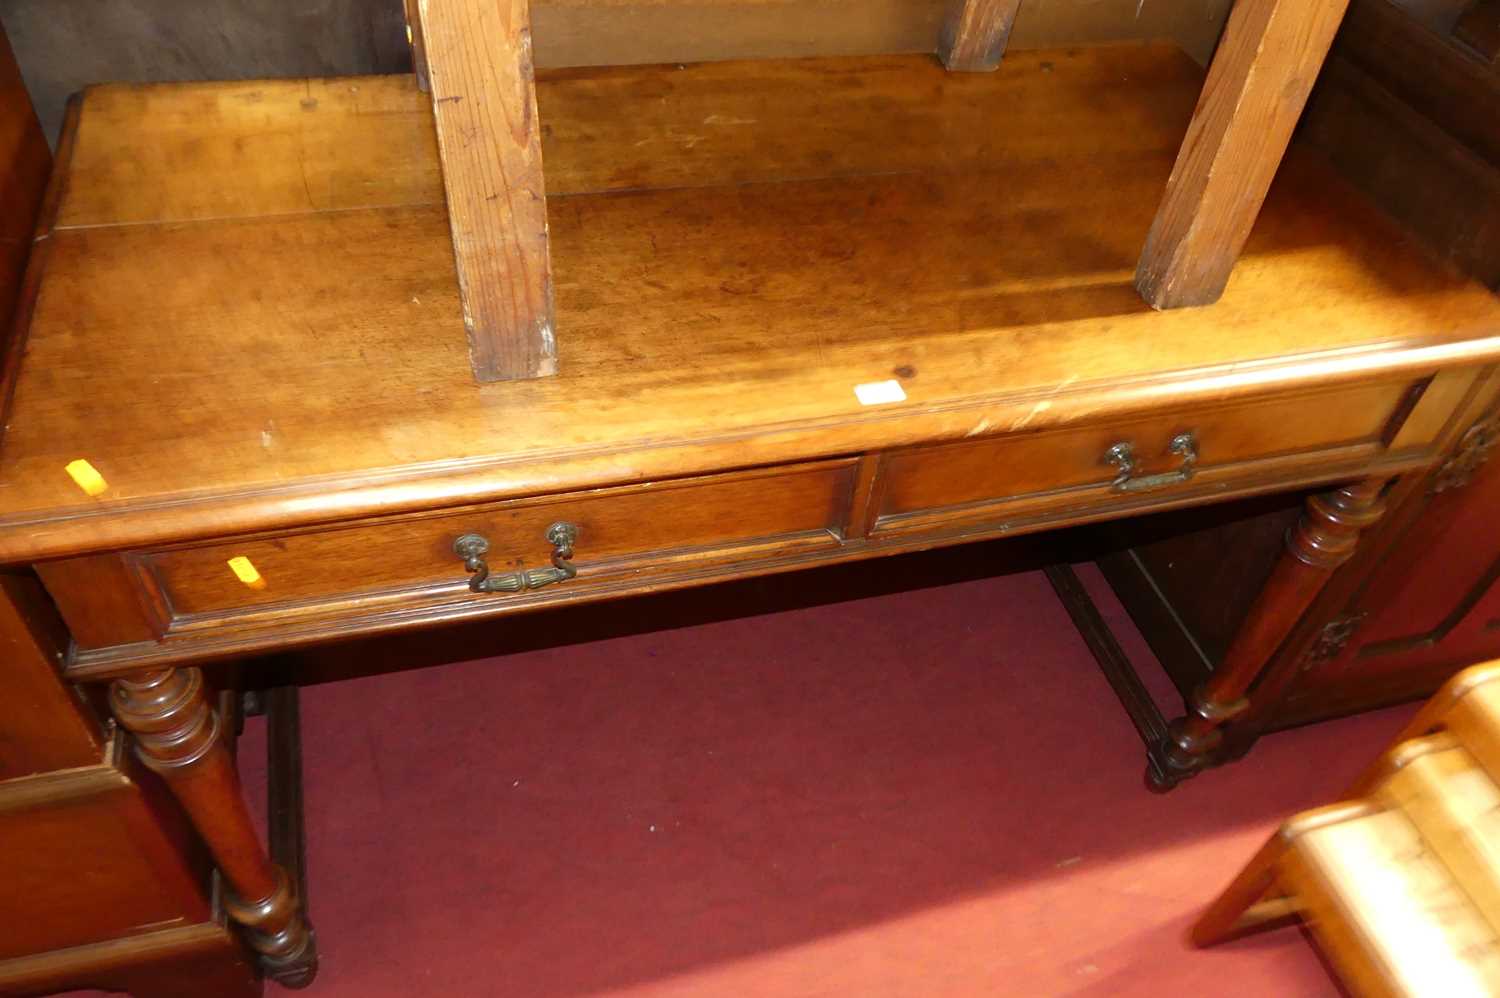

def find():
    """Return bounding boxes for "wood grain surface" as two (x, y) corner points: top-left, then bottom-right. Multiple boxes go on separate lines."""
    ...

(1136, 0), (1351, 308)
(1303, 54), (1500, 290)
(1377, 744), (1500, 932)
(0, 735), (216, 961)
(939, 0), (1022, 70)
(3, 48), (1499, 565)
(876, 379), (1424, 520)
(1290, 807), (1500, 997)
(0, 573), (102, 775)
(416, 0), (556, 382)
(1335, 0), (1500, 167)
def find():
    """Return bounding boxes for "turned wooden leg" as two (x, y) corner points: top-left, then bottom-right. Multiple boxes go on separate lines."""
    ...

(111, 668), (317, 987)
(1152, 478), (1391, 789)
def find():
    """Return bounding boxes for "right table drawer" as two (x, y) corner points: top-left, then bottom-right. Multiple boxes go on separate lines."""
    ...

(873, 374), (1468, 534)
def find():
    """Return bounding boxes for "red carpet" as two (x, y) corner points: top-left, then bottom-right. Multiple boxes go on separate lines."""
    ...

(75, 559), (1417, 996)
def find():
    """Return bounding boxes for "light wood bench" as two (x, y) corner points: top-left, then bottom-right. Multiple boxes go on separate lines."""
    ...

(1196, 661), (1500, 996)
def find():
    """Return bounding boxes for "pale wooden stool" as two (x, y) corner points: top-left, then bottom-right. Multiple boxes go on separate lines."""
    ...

(1194, 661), (1500, 997)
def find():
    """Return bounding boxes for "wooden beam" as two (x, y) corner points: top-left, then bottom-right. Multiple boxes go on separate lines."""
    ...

(939, 0), (1024, 71)
(1135, 0), (1350, 310)
(416, 0), (558, 382)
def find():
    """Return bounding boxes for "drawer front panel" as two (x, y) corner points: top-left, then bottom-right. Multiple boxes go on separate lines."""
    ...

(43, 369), (1479, 665)
(876, 379), (1428, 529)
(130, 460), (857, 626)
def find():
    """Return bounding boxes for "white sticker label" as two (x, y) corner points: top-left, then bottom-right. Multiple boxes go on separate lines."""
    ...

(854, 380), (907, 406)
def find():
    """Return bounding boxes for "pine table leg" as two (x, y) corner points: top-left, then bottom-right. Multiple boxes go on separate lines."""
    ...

(415, 0), (557, 383)
(111, 667), (317, 988)
(1135, 0), (1350, 309)
(938, 0), (1024, 71)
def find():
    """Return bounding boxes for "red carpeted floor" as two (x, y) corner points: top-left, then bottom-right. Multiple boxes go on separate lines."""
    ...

(80, 559), (1419, 997)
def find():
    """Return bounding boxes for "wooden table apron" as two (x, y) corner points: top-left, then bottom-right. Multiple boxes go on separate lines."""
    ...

(19, 354), (1500, 985)
(5, 49), (1500, 988)
(39, 366), (1492, 678)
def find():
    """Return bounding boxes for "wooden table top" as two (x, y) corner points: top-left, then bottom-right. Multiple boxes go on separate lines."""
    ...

(3, 44), (1498, 561)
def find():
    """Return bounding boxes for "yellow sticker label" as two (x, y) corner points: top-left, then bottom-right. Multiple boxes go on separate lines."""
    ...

(227, 556), (267, 589)
(65, 459), (108, 496)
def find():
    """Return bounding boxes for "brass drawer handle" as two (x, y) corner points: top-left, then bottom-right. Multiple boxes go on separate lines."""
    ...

(1104, 432), (1198, 493)
(453, 523), (579, 594)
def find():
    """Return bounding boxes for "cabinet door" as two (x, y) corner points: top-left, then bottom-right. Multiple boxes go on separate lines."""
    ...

(1291, 413), (1500, 712)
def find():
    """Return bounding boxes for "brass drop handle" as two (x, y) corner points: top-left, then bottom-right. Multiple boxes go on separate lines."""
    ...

(1104, 432), (1198, 493)
(453, 522), (579, 593)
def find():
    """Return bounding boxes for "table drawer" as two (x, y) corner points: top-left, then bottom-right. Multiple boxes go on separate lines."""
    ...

(873, 377), (1441, 533)
(41, 459), (858, 645)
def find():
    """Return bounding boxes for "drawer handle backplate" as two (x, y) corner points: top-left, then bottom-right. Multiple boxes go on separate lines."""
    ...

(453, 523), (579, 594)
(1105, 432), (1198, 493)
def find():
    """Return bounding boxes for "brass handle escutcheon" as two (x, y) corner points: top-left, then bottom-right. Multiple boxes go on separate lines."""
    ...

(1104, 432), (1198, 493)
(453, 523), (579, 594)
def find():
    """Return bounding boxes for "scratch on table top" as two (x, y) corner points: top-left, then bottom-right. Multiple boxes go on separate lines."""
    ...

(1008, 373), (1079, 431)
(1010, 399), (1052, 430)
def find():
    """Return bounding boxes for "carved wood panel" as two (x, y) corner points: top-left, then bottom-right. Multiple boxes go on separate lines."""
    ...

(1293, 408), (1500, 700)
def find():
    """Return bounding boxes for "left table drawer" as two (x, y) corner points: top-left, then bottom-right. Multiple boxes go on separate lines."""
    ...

(39, 459), (859, 651)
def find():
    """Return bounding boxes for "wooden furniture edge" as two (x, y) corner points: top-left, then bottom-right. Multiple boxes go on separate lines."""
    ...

(0, 919), (247, 994)
(0, 18), (50, 334)
(59, 446), (1445, 680)
(5, 341), (1496, 565)
(0, 93), (79, 435)
(0, 733), (130, 814)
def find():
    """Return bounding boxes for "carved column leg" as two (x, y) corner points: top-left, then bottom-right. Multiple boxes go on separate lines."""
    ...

(111, 668), (317, 987)
(1151, 478), (1391, 789)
